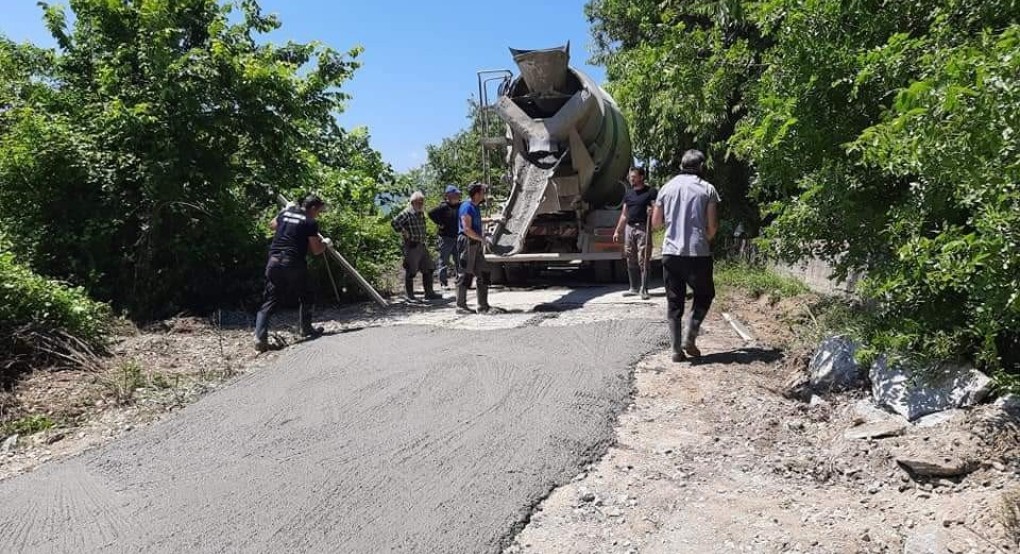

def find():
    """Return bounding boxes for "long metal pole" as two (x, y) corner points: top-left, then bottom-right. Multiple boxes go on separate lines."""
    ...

(276, 194), (388, 308)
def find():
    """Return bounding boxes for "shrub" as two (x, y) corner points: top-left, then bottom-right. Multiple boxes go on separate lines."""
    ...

(0, 248), (110, 385)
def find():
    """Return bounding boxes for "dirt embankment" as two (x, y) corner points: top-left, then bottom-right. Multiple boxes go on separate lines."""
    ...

(507, 291), (1020, 553)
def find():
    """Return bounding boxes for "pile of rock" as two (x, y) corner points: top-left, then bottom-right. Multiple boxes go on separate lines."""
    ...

(796, 335), (1009, 481)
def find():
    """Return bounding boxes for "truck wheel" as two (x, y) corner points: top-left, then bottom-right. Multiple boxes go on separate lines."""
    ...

(505, 264), (529, 286)
(612, 259), (629, 284)
(593, 260), (614, 283)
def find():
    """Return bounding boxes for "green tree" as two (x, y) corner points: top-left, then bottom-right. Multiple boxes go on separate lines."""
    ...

(589, 0), (1020, 373)
(0, 0), (392, 318)
(586, 0), (762, 229)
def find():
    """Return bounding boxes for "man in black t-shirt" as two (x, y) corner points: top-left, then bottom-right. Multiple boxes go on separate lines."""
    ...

(613, 167), (657, 300)
(254, 194), (331, 352)
(427, 185), (462, 289)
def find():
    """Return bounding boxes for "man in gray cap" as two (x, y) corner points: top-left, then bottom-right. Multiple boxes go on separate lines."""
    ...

(428, 184), (462, 289)
(653, 149), (720, 362)
(392, 191), (441, 302)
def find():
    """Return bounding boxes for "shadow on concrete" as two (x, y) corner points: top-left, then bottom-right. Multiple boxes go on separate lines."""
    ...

(693, 347), (783, 366)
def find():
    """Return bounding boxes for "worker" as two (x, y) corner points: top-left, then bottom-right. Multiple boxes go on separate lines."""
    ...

(254, 194), (331, 353)
(392, 191), (441, 302)
(456, 183), (494, 314)
(428, 185), (462, 290)
(613, 167), (657, 300)
(652, 149), (720, 362)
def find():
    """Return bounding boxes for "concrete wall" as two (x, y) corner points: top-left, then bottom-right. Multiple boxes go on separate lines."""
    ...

(771, 257), (860, 296)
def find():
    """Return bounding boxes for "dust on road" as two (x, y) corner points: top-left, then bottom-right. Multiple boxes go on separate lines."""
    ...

(0, 319), (664, 553)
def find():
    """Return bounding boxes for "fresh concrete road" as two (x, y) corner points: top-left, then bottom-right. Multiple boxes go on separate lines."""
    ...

(0, 286), (666, 553)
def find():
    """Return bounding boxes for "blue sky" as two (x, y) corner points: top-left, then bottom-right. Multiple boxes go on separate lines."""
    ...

(0, 0), (606, 172)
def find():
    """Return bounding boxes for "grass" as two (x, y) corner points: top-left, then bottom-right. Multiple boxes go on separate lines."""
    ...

(714, 261), (810, 299)
(1, 414), (56, 437)
(97, 358), (195, 407)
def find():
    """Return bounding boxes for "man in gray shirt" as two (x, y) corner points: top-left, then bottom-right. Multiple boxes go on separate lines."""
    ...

(653, 149), (720, 361)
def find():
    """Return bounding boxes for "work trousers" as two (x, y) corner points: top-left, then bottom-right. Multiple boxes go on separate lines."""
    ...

(402, 240), (434, 275)
(624, 222), (649, 270)
(662, 255), (715, 326)
(255, 262), (314, 342)
(456, 236), (491, 308)
(436, 235), (459, 286)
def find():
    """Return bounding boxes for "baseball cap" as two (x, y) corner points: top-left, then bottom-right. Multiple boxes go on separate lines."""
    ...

(445, 185), (461, 195)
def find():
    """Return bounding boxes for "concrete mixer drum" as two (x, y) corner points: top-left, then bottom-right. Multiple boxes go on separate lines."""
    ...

(476, 43), (634, 283)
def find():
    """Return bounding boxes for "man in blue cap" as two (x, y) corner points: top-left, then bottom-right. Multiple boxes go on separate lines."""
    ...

(428, 185), (463, 289)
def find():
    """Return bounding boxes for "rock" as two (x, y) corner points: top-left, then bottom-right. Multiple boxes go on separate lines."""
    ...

(870, 357), (993, 421)
(912, 410), (965, 428)
(903, 525), (950, 554)
(853, 400), (897, 425)
(809, 336), (861, 392)
(845, 418), (909, 440)
(1, 434), (19, 454)
(579, 492), (596, 503)
(895, 452), (975, 478)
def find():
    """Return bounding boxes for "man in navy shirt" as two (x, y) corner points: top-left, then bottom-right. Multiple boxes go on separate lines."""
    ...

(456, 183), (493, 314)
(254, 194), (331, 352)
(613, 167), (657, 300)
(428, 185), (462, 289)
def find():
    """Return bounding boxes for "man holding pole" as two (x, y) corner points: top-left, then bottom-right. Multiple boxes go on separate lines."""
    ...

(254, 194), (331, 353)
(613, 167), (657, 300)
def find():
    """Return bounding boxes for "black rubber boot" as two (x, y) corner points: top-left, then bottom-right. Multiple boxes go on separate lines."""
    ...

(476, 274), (491, 313)
(682, 316), (703, 358)
(623, 264), (640, 296)
(669, 318), (686, 363)
(301, 326), (324, 339)
(456, 277), (472, 314)
(639, 267), (651, 300)
(423, 272), (441, 300)
(404, 275), (417, 301)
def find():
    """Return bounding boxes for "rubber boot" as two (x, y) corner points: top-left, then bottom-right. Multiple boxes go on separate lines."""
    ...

(299, 303), (323, 338)
(423, 271), (442, 300)
(404, 274), (417, 302)
(682, 316), (703, 358)
(669, 318), (685, 363)
(476, 274), (491, 313)
(623, 264), (641, 296)
(639, 267), (651, 300)
(456, 278), (472, 314)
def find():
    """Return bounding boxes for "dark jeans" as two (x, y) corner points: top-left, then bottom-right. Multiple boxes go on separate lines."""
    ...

(662, 255), (715, 325)
(436, 235), (458, 286)
(254, 263), (314, 342)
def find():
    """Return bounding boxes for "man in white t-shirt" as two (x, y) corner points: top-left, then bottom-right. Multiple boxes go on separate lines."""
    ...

(652, 149), (720, 362)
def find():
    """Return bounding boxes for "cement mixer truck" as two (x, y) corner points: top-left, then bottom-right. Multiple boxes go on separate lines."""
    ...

(477, 44), (634, 283)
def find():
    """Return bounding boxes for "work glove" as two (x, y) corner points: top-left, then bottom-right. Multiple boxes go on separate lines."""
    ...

(322, 237), (333, 248)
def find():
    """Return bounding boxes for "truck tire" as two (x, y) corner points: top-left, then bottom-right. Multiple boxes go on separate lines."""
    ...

(593, 260), (614, 283)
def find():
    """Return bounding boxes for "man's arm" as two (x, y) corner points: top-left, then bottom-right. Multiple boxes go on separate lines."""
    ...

(307, 235), (327, 256)
(391, 211), (410, 239)
(427, 205), (443, 226)
(461, 214), (484, 242)
(706, 201), (719, 241)
(269, 217), (279, 231)
(652, 203), (665, 231)
(612, 207), (627, 243)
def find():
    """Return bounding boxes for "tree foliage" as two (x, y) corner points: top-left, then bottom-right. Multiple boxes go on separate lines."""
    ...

(0, 0), (394, 319)
(588, 0), (1020, 373)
